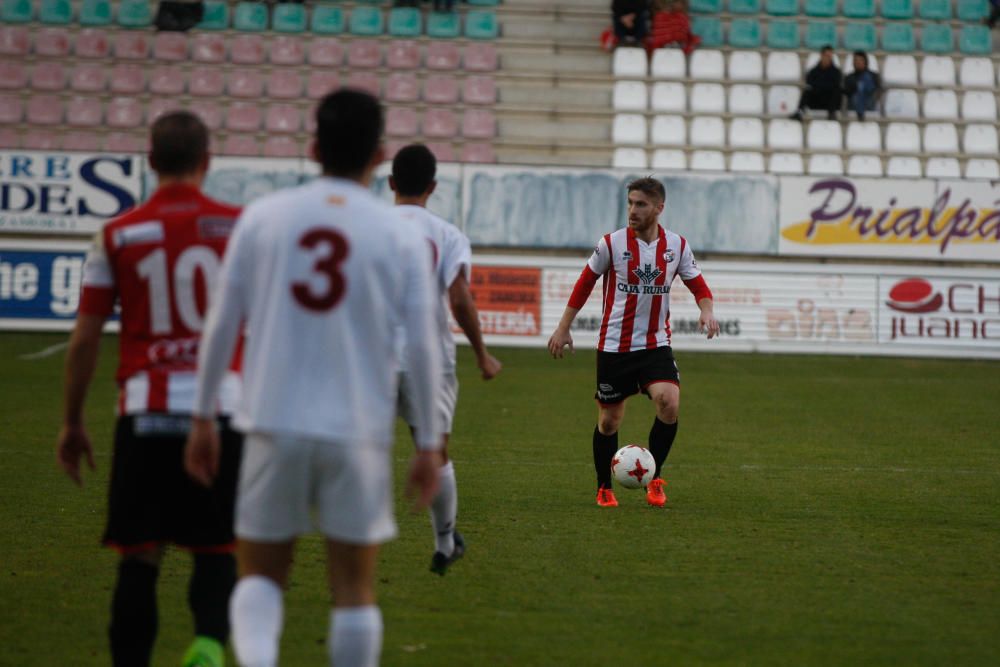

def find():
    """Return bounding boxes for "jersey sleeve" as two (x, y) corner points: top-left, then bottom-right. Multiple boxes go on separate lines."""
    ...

(77, 230), (117, 317)
(586, 235), (612, 275)
(442, 226), (472, 289)
(677, 237), (702, 281)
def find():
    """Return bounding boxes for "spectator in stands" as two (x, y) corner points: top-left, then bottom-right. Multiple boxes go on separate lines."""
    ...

(842, 51), (882, 122)
(612, 0), (651, 46)
(647, 0), (701, 54)
(789, 45), (842, 121)
(154, 0), (203, 31)
(987, 0), (1000, 28)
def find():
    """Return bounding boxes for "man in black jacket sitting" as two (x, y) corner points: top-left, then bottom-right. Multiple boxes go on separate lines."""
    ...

(790, 45), (842, 121)
(612, 0), (651, 45)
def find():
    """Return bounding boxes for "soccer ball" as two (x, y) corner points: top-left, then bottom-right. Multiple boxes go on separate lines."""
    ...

(611, 445), (655, 489)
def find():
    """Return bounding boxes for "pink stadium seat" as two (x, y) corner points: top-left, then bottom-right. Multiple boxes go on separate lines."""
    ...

(221, 135), (259, 157)
(347, 40), (382, 69)
(30, 62), (66, 91)
(464, 43), (498, 72)
(226, 103), (262, 132)
(462, 109), (496, 139)
(27, 94), (63, 125)
(154, 32), (188, 61)
(192, 33), (226, 63)
(306, 71), (339, 99)
(188, 100), (223, 130)
(62, 132), (102, 152)
(67, 97), (103, 127)
(423, 109), (458, 138)
(230, 35), (265, 65)
(267, 70), (303, 99)
(0, 63), (27, 90)
(461, 142), (496, 164)
(108, 64), (145, 94)
(149, 66), (186, 95)
(228, 70), (264, 98)
(426, 142), (456, 162)
(263, 136), (300, 158)
(0, 127), (19, 148)
(386, 40), (420, 69)
(190, 68), (225, 97)
(346, 71), (380, 97)
(265, 105), (300, 134)
(114, 32), (151, 60)
(35, 28), (72, 57)
(424, 75), (459, 104)
(385, 73), (419, 103)
(269, 36), (304, 65)
(0, 94), (23, 123)
(386, 107), (420, 137)
(426, 42), (460, 70)
(463, 76), (497, 105)
(105, 133), (144, 153)
(74, 29), (109, 59)
(383, 141), (406, 160)
(304, 108), (317, 134)
(70, 64), (107, 92)
(106, 98), (143, 129)
(0, 27), (29, 56)
(147, 98), (186, 123)
(308, 38), (343, 66)
(22, 129), (59, 150)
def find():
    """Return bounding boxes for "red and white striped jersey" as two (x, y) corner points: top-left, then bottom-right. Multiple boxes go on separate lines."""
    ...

(586, 225), (702, 352)
(78, 183), (242, 416)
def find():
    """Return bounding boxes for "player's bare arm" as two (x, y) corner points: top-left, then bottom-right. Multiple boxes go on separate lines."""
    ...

(547, 306), (580, 359)
(184, 416), (221, 488)
(448, 272), (502, 380)
(56, 313), (105, 486)
(698, 297), (721, 339)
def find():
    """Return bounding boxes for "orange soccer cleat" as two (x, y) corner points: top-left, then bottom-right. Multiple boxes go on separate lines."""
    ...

(645, 478), (667, 507)
(596, 487), (618, 507)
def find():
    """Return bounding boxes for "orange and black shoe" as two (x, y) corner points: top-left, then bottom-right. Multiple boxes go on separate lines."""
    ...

(596, 486), (618, 507)
(645, 478), (667, 507)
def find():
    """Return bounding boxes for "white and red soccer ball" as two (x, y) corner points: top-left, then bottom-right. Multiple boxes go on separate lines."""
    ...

(611, 445), (655, 489)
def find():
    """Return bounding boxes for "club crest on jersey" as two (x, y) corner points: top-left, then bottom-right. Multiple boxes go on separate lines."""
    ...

(664, 249), (676, 263)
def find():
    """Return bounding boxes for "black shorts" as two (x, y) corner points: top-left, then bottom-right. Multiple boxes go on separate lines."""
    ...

(102, 415), (243, 554)
(595, 347), (680, 405)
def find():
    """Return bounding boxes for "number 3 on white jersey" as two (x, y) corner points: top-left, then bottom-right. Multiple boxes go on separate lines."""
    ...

(291, 228), (350, 312)
(136, 246), (221, 334)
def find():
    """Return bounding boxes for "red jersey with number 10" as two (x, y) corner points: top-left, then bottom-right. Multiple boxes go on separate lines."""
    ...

(78, 183), (242, 416)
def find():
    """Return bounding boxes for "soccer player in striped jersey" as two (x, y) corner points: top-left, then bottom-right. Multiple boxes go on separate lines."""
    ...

(547, 177), (720, 508)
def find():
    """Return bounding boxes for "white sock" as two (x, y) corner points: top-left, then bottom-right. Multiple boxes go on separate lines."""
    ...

(230, 575), (284, 667)
(429, 460), (457, 555)
(328, 605), (383, 667)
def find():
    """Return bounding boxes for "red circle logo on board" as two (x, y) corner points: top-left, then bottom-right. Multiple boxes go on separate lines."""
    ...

(886, 278), (943, 314)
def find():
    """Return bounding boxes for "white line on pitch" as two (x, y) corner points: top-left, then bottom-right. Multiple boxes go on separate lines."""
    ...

(17, 341), (69, 360)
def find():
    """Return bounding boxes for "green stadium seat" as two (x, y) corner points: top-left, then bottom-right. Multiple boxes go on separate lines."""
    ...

(311, 4), (345, 34)
(729, 18), (762, 47)
(465, 10), (498, 39)
(729, 0), (761, 14)
(921, 23), (954, 52)
(427, 11), (460, 38)
(688, 0), (723, 12)
(690, 16), (723, 47)
(765, 0), (798, 16)
(117, 0), (152, 27)
(959, 24), (992, 53)
(881, 23), (915, 51)
(957, 0), (988, 21)
(804, 0), (836, 17)
(767, 20), (800, 49)
(39, 0), (72, 23)
(0, 0), (31, 22)
(843, 22), (876, 51)
(918, 0), (951, 20)
(843, 0), (875, 18)
(234, 1), (268, 31)
(388, 7), (421, 36)
(272, 3), (306, 32)
(881, 0), (913, 19)
(79, 0), (111, 25)
(349, 6), (384, 35)
(805, 21), (837, 49)
(197, 1), (228, 30)
(467, 0), (501, 5)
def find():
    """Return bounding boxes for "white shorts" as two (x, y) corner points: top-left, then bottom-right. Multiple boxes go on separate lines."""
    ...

(235, 432), (397, 545)
(397, 371), (458, 435)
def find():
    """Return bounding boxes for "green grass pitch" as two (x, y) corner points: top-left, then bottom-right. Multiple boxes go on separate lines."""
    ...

(1, 332), (998, 665)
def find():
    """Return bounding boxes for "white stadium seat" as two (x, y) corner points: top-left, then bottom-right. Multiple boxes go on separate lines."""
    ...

(920, 56), (955, 87)
(767, 85), (800, 115)
(766, 52), (801, 82)
(959, 57), (994, 88)
(728, 51), (763, 81)
(882, 55), (918, 86)
(612, 81), (648, 111)
(923, 123), (959, 154)
(886, 156), (922, 177)
(808, 154), (844, 176)
(882, 89), (919, 119)
(806, 119), (843, 150)
(963, 124), (999, 155)
(964, 158), (1000, 180)
(885, 122), (921, 153)
(651, 114), (686, 145)
(961, 91), (997, 122)
(767, 119), (803, 150)
(922, 90), (958, 120)
(729, 151), (766, 173)
(650, 48), (685, 79)
(612, 113), (647, 144)
(925, 157), (961, 178)
(651, 82), (686, 112)
(729, 118), (765, 148)
(728, 84), (764, 115)
(847, 155), (883, 177)
(612, 147), (648, 169)
(805, 52), (840, 72)
(651, 148), (686, 170)
(690, 116), (725, 147)
(690, 83), (725, 113)
(845, 121), (881, 152)
(690, 150), (725, 171)
(768, 152), (805, 174)
(689, 49), (725, 80)
(613, 47), (647, 77)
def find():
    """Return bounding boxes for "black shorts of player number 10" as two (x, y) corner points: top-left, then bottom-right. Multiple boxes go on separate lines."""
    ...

(594, 347), (679, 404)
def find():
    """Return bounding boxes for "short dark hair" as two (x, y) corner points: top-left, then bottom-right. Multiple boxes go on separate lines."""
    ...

(315, 89), (384, 177)
(853, 50), (869, 64)
(627, 176), (666, 202)
(149, 111), (208, 177)
(391, 144), (437, 197)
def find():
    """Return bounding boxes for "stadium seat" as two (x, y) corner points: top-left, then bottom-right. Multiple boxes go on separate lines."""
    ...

(465, 11), (499, 39)
(920, 0), (951, 19)
(957, 0), (989, 21)
(464, 43), (498, 71)
(651, 82), (686, 112)
(309, 38), (344, 67)
(805, 22), (837, 50)
(197, 1), (227, 30)
(920, 56), (956, 86)
(40, 0), (72, 24)
(729, 19), (762, 48)
(923, 90), (959, 120)
(613, 81), (648, 111)
(613, 114), (647, 144)
(804, 51), (840, 72)
(765, 0), (798, 15)
(149, 65), (185, 95)
(0, 26), (29, 56)
(425, 42), (460, 70)
(311, 5), (345, 34)
(346, 71), (380, 97)
(114, 32), (150, 59)
(148, 98), (185, 124)
(386, 40), (420, 69)
(117, 0), (152, 27)
(925, 157), (961, 178)
(66, 97), (102, 127)
(270, 36), (305, 65)
(691, 17), (723, 48)
(881, 0), (913, 18)
(79, 0), (111, 25)
(263, 136), (301, 158)
(229, 69), (264, 98)
(72, 28), (106, 58)
(729, 151), (766, 172)
(108, 64), (144, 94)
(106, 97), (143, 128)
(921, 24), (954, 53)
(768, 119), (803, 149)
(0, 63), (26, 90)
(461, 143), (496, 164)
(424, 75), (459, 104)
(767, 21), (800, 50)
(730, 0), (761, 13)
(190, 68), (225, 96)
(729, 117), (765, 148)
(350, 6), (384, 36)
(961, 91), (997, 121)
(690, 50), (725, 80)
(651, 49), (686, 78)
(427, 11), (460, 38)
(766, 52), (801, 82)
(105, 132), (144, 153)
(651, 148), (686, 170)
(729, 84), (764, 115)
(425, 108), (460, 138)
(766, 85), (800, 114)
(963, 124), (999, 154)
(63, 131), (102, 152)
(612, 148), (648, 169)
(807, 120), (843, 150)
(691, 151), (726, 172)
(805, 0), (836, 16)
(0, 126), (16, 149)
(265, 105), (300, 133)
(882, 24), (915, 52)
(847, 155), (883, 176)
(226, 103), (262, 132)
(768, 152), (805, 174)
(964, 158), (1000, 179)
(0, 94), (23, 123)
(222, 136), (259, 157)
(70, 63), (106, 92)
(690, 83), (725, 113)
(347, 40), (381, 68)
(613, 48), (648, 77)
(808, 154), (844, 175)
(306, 71), (339, 99)
(728, 51), (763, 80)
(192, 34), (225, 63)
(462, 109), (495, 138)
(885, 123), (921, 153)
(959, 26), (991, 54)
(1, 0), (31, 22)
(690, 117), (725, 147)
(923, 123), (959, 153)
(33, 65), (67, 94)
(886, 157), (921, 177)
(959, 57), (994, 87)
(23, 129), (59, 149)
(272, 3), (306, 32)
(153, 32), (187, 61)
(385, 73), (419, 102)
(389, 7), (421, 36)
(845, 121), (881, 151)
(651, 115), (686, 145)
(231, 34), (265, 64)
(689, 0), (723, 12)
(882, 55), (918, 86)
(843, 23), (877, 51)
(266, 70), (302, 99)
(234, 2), (268, 31)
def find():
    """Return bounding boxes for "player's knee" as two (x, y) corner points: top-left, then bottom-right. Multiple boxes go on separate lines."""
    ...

(598, 412), (623, 434)
(124, 545), (165, 568)
(653, 395), (678, 421)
